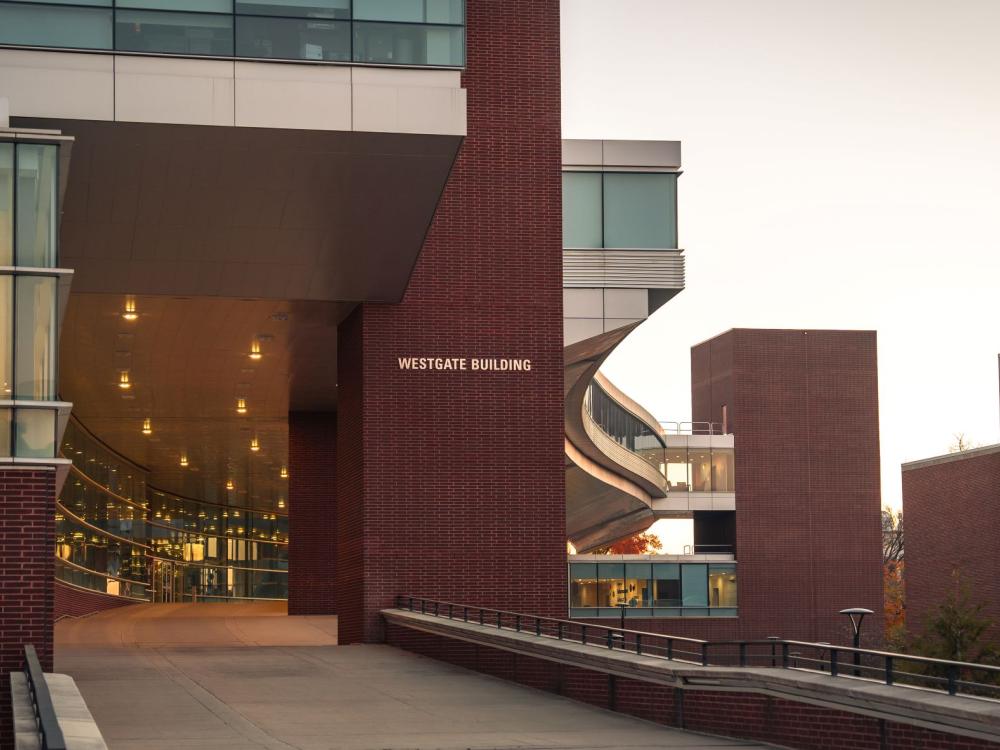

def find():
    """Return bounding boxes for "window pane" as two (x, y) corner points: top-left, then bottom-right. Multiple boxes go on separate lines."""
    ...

(14, 275), (56, 400)
(354, 0), (463, 23)
(666, 447), (688, 492)
(0, 144), (11, 265)
(689, 448), (711, 492)
(353, 21), (464, 66)
(15, 408), (55, 458)
(117, 0), (231, 11)
(569, 563), (597, 608)
(603, 172), (677, 249)
(0, 276), (10, 398)
(236, 16), (348, 60)
(562, 172), (602, 248)
(709, 565), (737, 608)
(681, 564), (708, 607)
(115, 10), (234, 56)
(0, 4), (112, 49)
(0, 408), (10, 456)
(235, 0), (349, 18)
(596, 562), (623, 608)
(624, 562), (651, 607)
(652, 563), (680, 607)
(16, 144), (58, 267)
(712, 447), (734, 492)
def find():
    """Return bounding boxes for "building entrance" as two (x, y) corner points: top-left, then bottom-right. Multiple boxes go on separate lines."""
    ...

(152, 560), (182, 603)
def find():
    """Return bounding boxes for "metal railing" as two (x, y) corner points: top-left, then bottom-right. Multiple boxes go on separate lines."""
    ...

(23, 645), (66, 750)
(659, 421), (727, 436)
(392, 597), (1000, 701)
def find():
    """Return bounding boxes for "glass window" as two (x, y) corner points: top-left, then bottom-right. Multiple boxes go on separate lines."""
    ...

(236, 16), (348, 60)
(562, 172), (602, 248)
(712, 447), (735, 492)
(0, 277), (10, 399)
(115, 10), (234, 56)
(117, 0), (231, 11)
(603, 172), (677, 249)
(596, 563), (624, 608)
(624, 563), (651, 607)
(569, 563), (597, 608)
(681, 564), (708, 607)
(14, 275), (57, 400)
(16, 144), (59, 268)
(0, 4), (113, 49)
(652, 563), (680, 607)
(353, 21), (464, 66)
(353, 0), (463, 24)
(709, 564), (737, 608)
(15, 408), (55, 458)
(689, 449), (712, 492)
(235, 0), (349, 18)
(0, 408), (10, 456)
(0, 143), (12, 265)
(665, 447), (688, 492)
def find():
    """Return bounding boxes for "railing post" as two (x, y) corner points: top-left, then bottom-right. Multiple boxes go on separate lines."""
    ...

(420, 599), (425, 614)
(434, 601), (439, 616)
(479, 609), (484, 626)
(515, 615), (521, 632)
(885, 656), (894, 686)
(635, 634), (642, 656)
(497, 611), (502, 630)
(557, 622), (563, 640)
(701, 643), (708, 667)
(830, 649), (839, 677)
(607, 629), (613, 649)
(408, 596), (414, 611)
(535, 617), (541, 636)
(667, 638), (674, 660)
(463, 607), (468, 622)
(448, 603), (453, 619)
(739, 643), (747, 667)
(781, 643), (789, 668)
(947, 665), (959, 696)
(581, 625), (587, 645)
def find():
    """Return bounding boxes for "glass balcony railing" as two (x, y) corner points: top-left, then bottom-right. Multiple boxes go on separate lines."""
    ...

(0, 0), (466, 67)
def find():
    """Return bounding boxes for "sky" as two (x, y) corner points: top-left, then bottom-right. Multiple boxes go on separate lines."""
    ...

(561, 0), (1000, 538)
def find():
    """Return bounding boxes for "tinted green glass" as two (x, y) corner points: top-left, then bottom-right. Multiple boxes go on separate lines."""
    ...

(652, 562), (680, 606)
(354, 0), (462, 23)
(117, 0), (231, 11)
(681, 563), (708, 607)
(235, 0), (349, 18)
(603, 172), (677, 249)
(0, 4), (112, 49)
(15, 143), (58, 267)
(709, 564), (737, 608)
(14, 275), (56, 400)
(14, 408), (55, 458)
(0, 144), (11, 265)
(236, 16), (349, 60)
(562, 172), (602, 248)
(115, 10), (234, 55)
(353, 21), (463, 66)
(0, 276), (10, 399)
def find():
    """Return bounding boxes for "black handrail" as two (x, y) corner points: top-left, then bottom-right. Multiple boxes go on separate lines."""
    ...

(23, 645), (67, 750)
(392, 596), (1000, 701)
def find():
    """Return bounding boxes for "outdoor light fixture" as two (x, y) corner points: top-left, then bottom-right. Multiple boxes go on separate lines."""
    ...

(122, 295), (138, 321)
(141, 417), (152, 435)
(277, 498), (285, 509)
(250, 436), (260, 452)
(226, 479), (234, 490)
(280, 466), (288, 479)
(180, 454), (188, 467)
(118, 371), (132, 390)
(839, 607), (874, 675)
(236, 397), (247, 414)
(249, 339), (262, 360)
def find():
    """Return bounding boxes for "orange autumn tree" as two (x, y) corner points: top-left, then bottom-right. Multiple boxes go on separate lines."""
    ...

(591, 532), (663, 555)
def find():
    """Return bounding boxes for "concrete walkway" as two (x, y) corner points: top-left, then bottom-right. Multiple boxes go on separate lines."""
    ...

(56, 604), (769, 750)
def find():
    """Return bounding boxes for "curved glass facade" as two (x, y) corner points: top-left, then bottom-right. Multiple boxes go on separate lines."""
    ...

(58, 418), (289, 602)
(0, 0), (465, 67)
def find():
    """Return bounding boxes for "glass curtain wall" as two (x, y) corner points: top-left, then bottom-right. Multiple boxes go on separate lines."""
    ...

(59, 418), (289, 602)
(563, 171), (678, 249)
(569, 561), (737, 618)
(1, 139), (61, 461)
(0, 0), (465, 66)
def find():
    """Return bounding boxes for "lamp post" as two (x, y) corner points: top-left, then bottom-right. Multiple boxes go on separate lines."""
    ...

(839, 607), (874, 676)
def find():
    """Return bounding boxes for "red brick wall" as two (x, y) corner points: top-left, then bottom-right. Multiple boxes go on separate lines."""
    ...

(903, 448), (1000, 642)
(335, 1), (565, 642)
(54, 579), (139, 619)
(0, 468), (56, 750)
(288, 412), (337, 615)
(691, 329), (884, 645)
(386, 624), (1000, 750)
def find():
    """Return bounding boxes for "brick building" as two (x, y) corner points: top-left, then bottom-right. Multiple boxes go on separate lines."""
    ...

(903, 445), (1000, 642)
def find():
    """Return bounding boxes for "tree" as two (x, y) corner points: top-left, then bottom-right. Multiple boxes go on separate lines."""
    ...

(916, 572), (999, 664)
(591, 532), (663, 555)
(949, 433), (980, 453)
(884, 561), (906, 648)
(882, 506), (903, 566)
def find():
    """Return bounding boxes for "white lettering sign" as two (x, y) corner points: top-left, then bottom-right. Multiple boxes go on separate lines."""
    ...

(397, 357), (532, 372)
